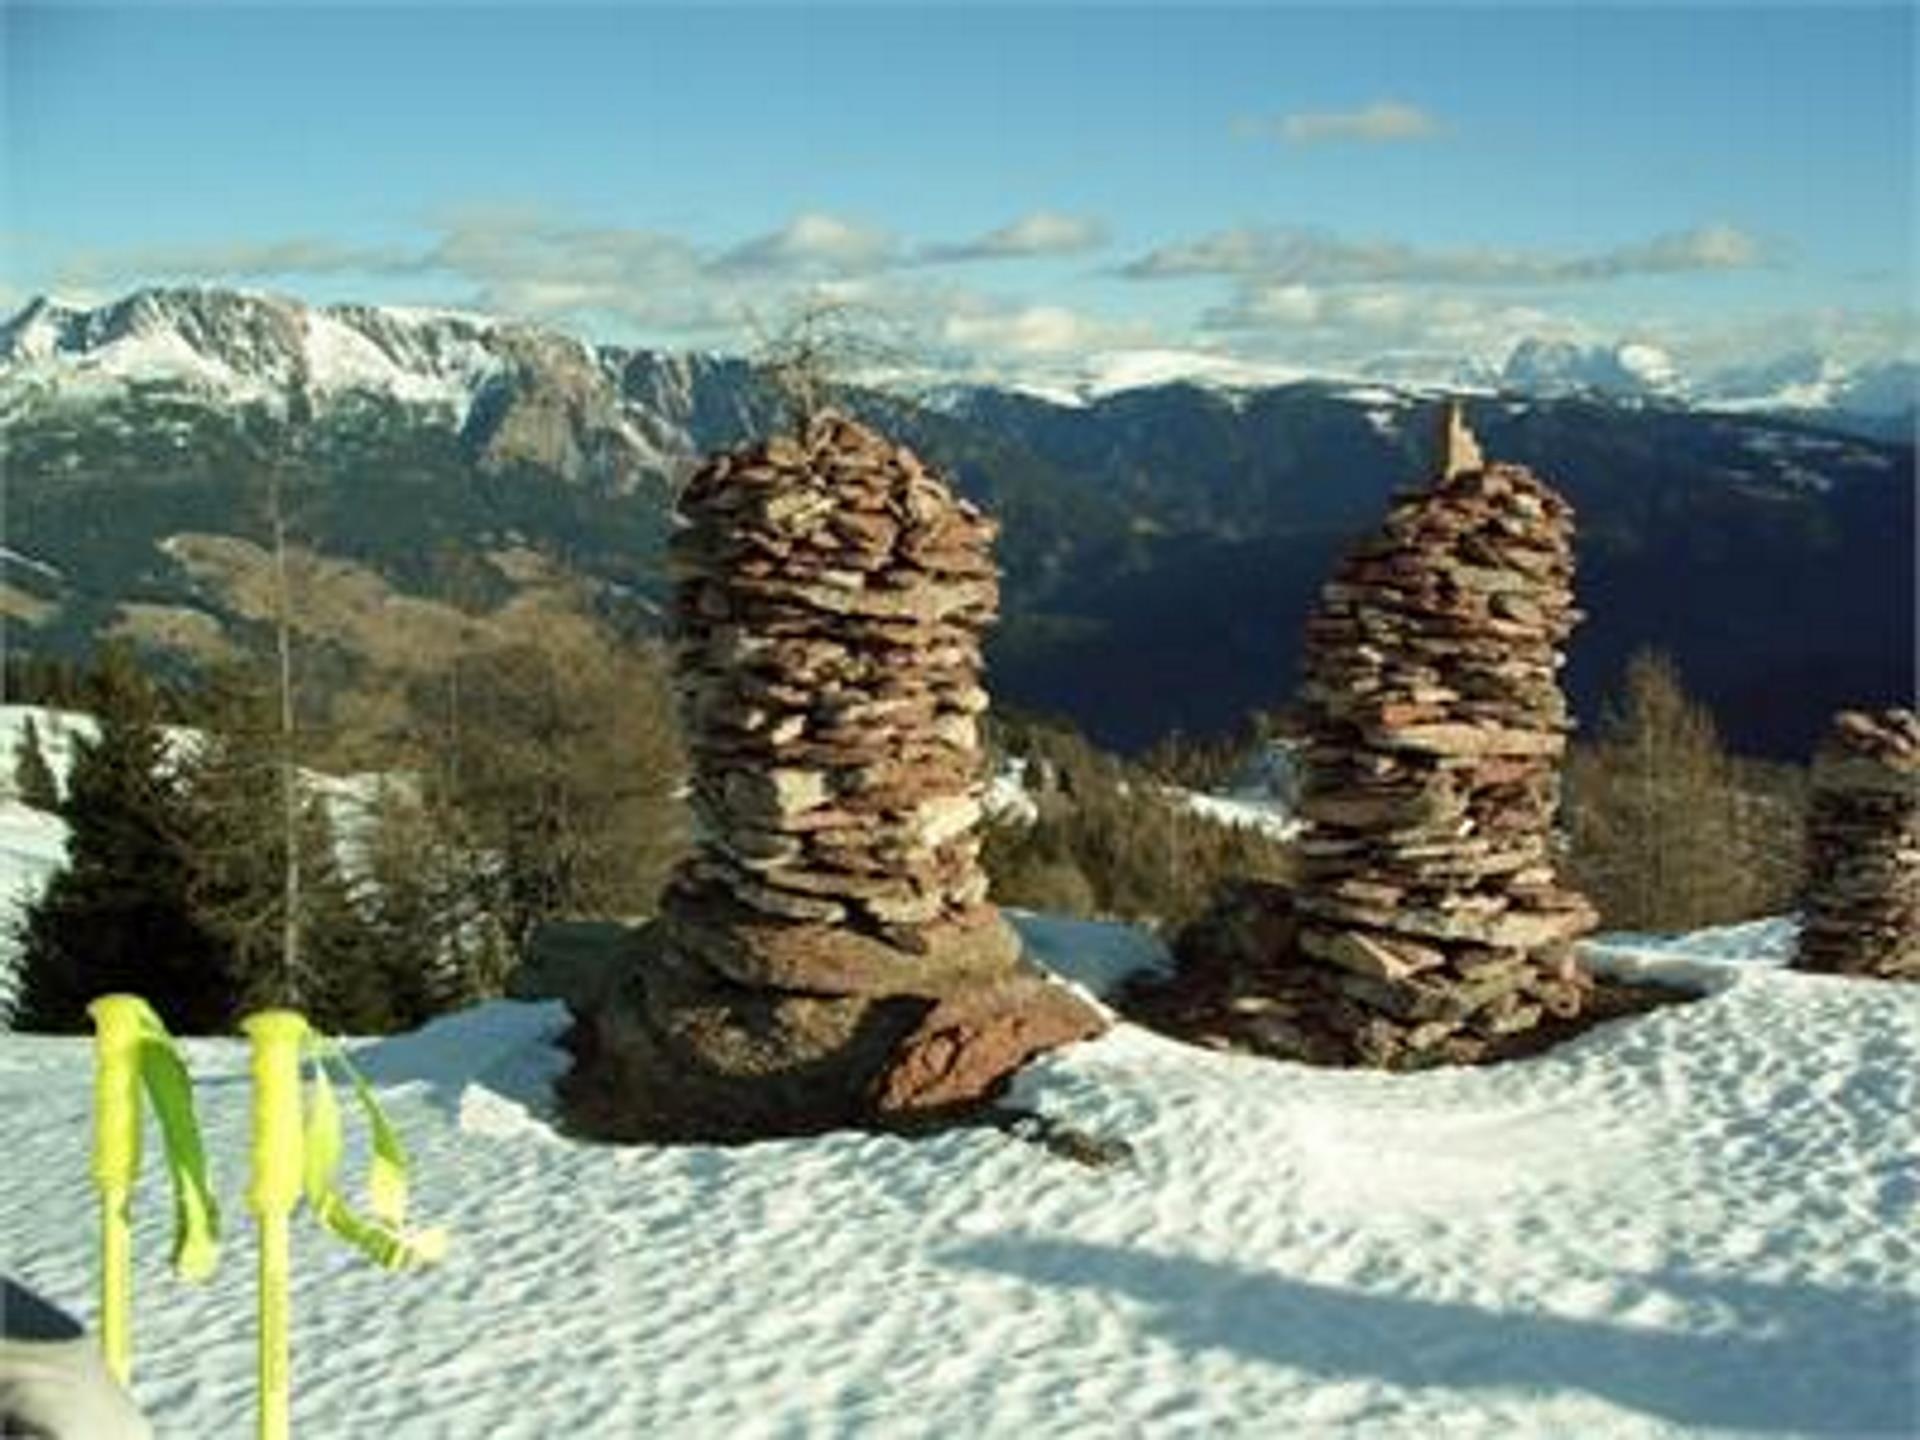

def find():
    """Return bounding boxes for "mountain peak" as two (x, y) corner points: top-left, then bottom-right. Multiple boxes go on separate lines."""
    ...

(0, 286), (532, 423)
(1500, 336), (1684, 400)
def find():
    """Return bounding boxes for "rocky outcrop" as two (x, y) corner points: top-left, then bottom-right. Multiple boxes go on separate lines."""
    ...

(1172, 407), (1595, 1067)
(1797, 709), (1919, 980)
(564, 414), (1103, 1140)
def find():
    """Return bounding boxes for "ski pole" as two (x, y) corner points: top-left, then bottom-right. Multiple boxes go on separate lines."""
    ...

(87, 994), (221, 1394)
(243, 1010), (307, 1440)
(89, 996), (144, 1388)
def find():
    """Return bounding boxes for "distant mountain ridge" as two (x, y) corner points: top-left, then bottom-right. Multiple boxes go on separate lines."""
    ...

(2, 287), (1912, 760)
(0, 288), (774, 489)
(6, 288), (1913, 432)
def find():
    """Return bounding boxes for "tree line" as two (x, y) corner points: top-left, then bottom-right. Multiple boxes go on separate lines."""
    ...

(6, 628), (1803, 1037)
(7, 608), (686, 1035)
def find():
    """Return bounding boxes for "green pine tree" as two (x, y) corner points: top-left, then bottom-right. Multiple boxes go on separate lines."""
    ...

(180, 669), (403, 1034)
(10, 648), (232, 1034)
(358, 778), (507, 1019)
(12, 715), (60, 810)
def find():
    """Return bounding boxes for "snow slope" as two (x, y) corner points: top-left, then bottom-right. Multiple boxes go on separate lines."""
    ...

(0, 800), (66, 1019)
(1, 918), (1913, 1438)
(0, 707), (91, 1018)
(1175, 740), (1303, 842)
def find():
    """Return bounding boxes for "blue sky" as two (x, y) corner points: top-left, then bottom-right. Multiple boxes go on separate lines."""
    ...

(4, 3), (1914, 379)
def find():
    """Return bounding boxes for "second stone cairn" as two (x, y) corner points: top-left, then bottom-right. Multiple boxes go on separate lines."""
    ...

(1287, 406), (1599, 1062)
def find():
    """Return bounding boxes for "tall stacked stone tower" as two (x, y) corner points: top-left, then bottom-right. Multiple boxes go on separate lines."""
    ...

(565, 414), (1102, 1140)
(1797, 708), (1919, 980)
(1277, 405), (1597, 1065)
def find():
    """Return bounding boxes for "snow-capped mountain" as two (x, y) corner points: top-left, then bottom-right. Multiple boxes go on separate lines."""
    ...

(1499, 337), (1686, 401)
(3, 286), (1910, 763)
(1490, 333), (1915, 432)
(0, 288), (769, 488)
(0, 289), (512, 421)
(1350, 350), (1503, 391)
(5, 290), (1912, 438)
(1694, 349), (1918, 420)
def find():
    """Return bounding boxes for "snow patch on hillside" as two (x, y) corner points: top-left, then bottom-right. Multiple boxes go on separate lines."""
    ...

(299, 309), (494, 421)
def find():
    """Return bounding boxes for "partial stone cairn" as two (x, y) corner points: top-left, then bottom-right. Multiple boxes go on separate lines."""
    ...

(1796, 708), (1919, 980)
(564, 413), (1103, 1140)
(1185, 405), (1597, 1067)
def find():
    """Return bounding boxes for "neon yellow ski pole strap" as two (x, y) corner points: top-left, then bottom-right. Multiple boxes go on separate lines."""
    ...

(303, 1035), (448, 1270)
(90, 994), (221, 1389)
(133, 1005), (221, 1281)
(244, 1010), (307, 1440)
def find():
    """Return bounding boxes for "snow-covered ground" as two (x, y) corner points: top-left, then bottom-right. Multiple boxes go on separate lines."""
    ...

(1174, 790), (1300, 841)
(4, 708), (1913, 1434)
(2, 914), (1914, 1437)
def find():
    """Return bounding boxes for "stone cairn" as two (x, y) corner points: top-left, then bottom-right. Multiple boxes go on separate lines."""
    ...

(1175, 405), (1596, 1067)
(565, 413), (1103, 1140)
(1796, 708), (1919, 980)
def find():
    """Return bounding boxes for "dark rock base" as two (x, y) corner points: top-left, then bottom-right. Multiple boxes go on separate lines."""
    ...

(1136, 880), (1622, 1070)
(558, 921), (1106, 1143)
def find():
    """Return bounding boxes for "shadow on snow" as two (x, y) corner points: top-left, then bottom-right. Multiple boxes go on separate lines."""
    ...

(945, 1235), (1918, 1435)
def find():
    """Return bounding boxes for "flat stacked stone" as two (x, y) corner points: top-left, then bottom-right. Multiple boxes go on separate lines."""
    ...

(1247, 407), (1596, 1066)
(666, 413), (1004, 949)
(1796, 708), (1920, 980)
(563, 413), (1103, 1140)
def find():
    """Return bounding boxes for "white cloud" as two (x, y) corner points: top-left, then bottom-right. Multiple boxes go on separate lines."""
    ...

(1125, 224), (1770, 285)
(1220, 282), (1322, 326)
(919, 212), (1109, 263)
(711, 213), (898, 276)
(1660, 305), (1920, 371)
(23, 206), (1846, 383)
(62, 236), (417, 283)
(1203, 280), (1573, 363)
(429, 219), (698, 286)
(1260, 101), (1441, 146)
(1601, 224), (1762, 275)
(940, 304), (1118, 356)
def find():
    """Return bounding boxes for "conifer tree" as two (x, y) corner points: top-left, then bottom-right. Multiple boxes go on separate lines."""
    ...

(180, 668), (401, 1034)
(1563, 649), (1762, 930)
(357, 779), (506, 1019)
(11, 715), (59, 810)
(10, 648), (231, 1033)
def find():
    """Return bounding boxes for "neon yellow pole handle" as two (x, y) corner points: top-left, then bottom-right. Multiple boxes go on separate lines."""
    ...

(88, 995), (223, 1392)
(89, 996), (146, 1388)
(244, 1010), (307, 1440)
